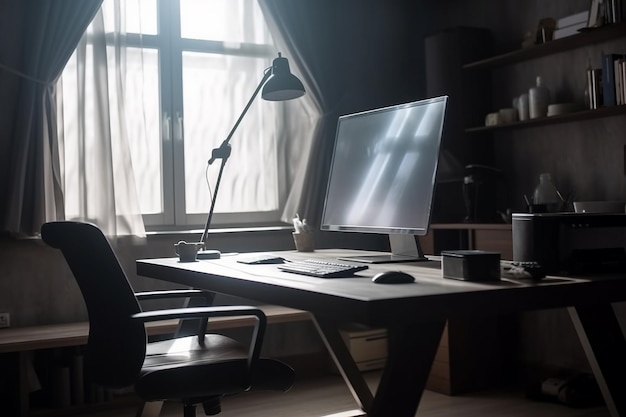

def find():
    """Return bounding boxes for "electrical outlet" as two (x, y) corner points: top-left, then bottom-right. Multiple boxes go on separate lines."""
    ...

(0, 312), (10, 328)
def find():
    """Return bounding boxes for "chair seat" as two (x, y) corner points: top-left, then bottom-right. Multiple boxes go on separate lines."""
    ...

(144, 334), (249, 368)
(136, 334), (294, 401)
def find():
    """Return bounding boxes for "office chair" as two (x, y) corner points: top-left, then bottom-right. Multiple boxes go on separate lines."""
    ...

(40, 221), (294, 417)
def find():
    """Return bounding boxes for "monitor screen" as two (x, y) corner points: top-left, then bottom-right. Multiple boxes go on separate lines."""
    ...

(320, 96), (448, 263)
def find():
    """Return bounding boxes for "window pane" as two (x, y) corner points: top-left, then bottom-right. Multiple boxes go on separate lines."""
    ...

(101, 0), (158, 35)
(180, 0), (272, 44)
(182, 52), (279, 215)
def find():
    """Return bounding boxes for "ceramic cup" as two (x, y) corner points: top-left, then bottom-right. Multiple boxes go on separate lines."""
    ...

(485, 112), (501, 126)
(499, 108), (518, 124)
(174, 241), (203, 262)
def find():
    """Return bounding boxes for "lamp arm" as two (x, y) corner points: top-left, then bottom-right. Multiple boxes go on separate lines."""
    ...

(201, 67), (272, 246)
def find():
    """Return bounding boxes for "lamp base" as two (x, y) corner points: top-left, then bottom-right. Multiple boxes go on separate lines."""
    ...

(197, 249), (221, 260)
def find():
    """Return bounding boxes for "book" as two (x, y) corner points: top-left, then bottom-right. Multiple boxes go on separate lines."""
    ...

(615, 58), (625, 105)
(609, 0), (622, 23)
(588, 0), (603, 27)
(587, 68), (603, 109)
(553, 22), (587, 39)
(602, 53), (624, 106)
(620, 59), (626, 105)
(557, 10), (590, 28)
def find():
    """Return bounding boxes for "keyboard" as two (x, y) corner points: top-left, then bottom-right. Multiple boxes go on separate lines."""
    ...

(278, 259), (369, 278)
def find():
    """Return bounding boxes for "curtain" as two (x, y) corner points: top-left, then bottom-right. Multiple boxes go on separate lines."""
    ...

(0, 0), (103, 236)
(259, 1), (346, 228)
(55, 2), (146, 237)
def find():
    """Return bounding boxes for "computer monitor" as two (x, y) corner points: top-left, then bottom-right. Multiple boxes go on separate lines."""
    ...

(320, 96), (448, 263)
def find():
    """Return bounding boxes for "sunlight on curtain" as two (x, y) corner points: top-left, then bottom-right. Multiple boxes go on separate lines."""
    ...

(180, 0), (282, 219)
(182, 53), (279, 214)
(257, 2), (322, 224)
(56, 2), (151, 237)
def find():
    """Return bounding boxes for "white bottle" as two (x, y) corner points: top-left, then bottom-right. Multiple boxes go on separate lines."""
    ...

(529, 76), (549, 119)
(519, 93), (530, 121)
(533, 173), (562, 211)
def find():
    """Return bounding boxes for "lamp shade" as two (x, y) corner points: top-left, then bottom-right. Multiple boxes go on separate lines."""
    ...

(262, 53), (305, 101)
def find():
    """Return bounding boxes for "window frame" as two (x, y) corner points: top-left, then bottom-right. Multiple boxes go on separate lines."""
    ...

(128, 0), (287, 231)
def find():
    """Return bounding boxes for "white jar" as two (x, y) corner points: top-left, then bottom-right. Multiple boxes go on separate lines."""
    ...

(529, 76), (549, 119)
(518, 93), (530, 121)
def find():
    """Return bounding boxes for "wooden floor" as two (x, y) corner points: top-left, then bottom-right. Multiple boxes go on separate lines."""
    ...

(79, 371), (610, 417)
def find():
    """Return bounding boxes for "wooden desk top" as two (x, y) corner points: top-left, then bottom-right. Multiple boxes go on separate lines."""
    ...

(137, 249), (626, 328)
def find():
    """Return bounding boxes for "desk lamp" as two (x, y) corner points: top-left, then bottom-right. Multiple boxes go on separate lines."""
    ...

(198, 53), (305, 259)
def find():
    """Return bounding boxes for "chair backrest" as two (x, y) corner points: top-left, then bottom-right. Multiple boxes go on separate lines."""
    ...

(41, 221), (146, 388)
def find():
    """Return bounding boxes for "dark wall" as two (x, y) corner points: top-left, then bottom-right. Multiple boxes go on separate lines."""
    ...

(335, 0), (426, 109)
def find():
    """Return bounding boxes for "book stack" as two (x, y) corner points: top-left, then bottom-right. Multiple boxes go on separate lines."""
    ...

(589, 0), (623, 27)
(602, 52), (626, 106)
(587, 0), (622, 28)
(554, 11), (589, 40)
(604, 0), (623, 24)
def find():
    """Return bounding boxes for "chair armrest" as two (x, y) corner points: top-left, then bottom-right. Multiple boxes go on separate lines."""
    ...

(132, 306), (267, 364)
(135, 289), (211, 301)
(135, 289), (215, 338)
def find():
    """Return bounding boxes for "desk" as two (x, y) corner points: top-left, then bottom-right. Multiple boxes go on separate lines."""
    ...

(137, 249), (626, 417)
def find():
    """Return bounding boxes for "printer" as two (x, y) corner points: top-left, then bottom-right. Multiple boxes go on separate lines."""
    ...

(512, 212), (626, 274)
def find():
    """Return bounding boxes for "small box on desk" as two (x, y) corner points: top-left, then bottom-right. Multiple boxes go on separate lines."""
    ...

(441, 250), (500, 281)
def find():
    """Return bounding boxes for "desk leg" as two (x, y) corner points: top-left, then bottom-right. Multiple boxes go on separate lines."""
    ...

(313, 316), (374, 413)
(314, 317), (445, 417)
(370, 320), (446, 417)
(568, 304), (626, 417)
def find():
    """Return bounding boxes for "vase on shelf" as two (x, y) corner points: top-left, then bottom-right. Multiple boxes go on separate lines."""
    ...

(532, 172), (563, 212)
(529, 76), (549, 119)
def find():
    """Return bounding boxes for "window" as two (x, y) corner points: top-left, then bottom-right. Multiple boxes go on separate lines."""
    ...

(58, 0), (289, 230)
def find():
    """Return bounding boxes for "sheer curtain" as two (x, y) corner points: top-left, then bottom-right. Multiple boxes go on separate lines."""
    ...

(258, 3), (322, 225)
(56, 3), (146, 237)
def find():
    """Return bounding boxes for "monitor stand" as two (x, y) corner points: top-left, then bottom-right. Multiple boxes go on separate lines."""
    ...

(339, 234), (428, 264)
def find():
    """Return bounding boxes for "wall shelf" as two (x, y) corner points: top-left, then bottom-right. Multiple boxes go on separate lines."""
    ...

(463, 22), (626, 70)
(466, 105), (626, 133)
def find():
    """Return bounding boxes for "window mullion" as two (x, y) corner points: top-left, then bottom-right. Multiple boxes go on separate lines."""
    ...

(165, 0), (189, 227)
(156, 0), (179, 227)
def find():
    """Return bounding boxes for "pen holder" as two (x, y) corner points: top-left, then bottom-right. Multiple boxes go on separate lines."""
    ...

(292, 232), (314, 252)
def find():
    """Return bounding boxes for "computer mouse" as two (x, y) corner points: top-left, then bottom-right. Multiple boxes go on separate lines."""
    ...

(371, 271), (415, 284)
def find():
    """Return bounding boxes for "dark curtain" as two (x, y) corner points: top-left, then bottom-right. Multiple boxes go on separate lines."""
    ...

(0, 0), (103, 236)
(259, 0), (346, 228)
(259, 0), (424, 228)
